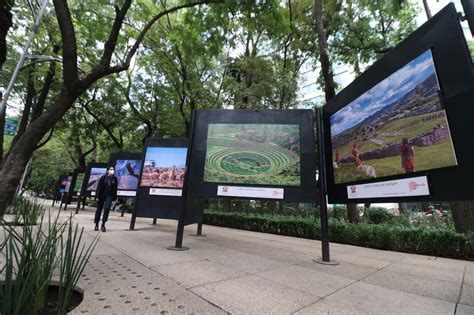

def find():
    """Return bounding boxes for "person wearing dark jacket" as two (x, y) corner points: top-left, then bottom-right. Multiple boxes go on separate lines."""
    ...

(94, 166), (118, 232)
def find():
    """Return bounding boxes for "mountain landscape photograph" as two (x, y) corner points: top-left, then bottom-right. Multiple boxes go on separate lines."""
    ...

(330, 49), (458, 184)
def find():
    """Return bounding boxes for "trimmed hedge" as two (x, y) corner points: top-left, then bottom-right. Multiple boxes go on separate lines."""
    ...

(203, 211), (474, 260)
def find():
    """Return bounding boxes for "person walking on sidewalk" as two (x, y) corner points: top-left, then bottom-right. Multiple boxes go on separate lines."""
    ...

(94, 166), (118, 232)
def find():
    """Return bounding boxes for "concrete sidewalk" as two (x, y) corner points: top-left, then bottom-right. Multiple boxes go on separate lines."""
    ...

(56, 205), (474, 314)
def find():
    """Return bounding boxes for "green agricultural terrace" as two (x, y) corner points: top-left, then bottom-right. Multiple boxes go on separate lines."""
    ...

(204, 141), (300, 186)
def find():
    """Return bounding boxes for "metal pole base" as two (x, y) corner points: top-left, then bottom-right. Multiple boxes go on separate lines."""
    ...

(190, 234), (207, 237)
(167, 246), (190, 251)
(313, 258), (340, 266)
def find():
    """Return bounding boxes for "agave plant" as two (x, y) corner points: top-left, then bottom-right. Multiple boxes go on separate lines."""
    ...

(3, 197), (45, 226)
(57, 215), (98, 313)
(0, 199), (98, 314)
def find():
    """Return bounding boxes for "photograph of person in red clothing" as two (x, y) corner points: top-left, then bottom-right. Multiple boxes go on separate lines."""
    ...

(330, 49), (457, 184)
(400, 138), (415, 173)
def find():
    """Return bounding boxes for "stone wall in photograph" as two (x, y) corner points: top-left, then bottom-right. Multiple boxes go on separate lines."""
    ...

(339, 125), (451, 163)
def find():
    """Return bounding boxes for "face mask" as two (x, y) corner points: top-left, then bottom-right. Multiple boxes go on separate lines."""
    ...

(108, 170), (115, 175)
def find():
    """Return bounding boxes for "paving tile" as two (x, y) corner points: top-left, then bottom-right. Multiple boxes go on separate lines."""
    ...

(384, 262), (464, 284)
(464, 270), (474, 286)
(347, 246), (411, 262)
(298, 260), (378, 281)
(362, 269), (461, 302)
(256, 239), (322, 257)
(258, 265), (354, 297)
(329, 242), (363, 253)
(295, 282), (455, 315)
(330, 252), (392, 269)
(72, 254), (225, 314)
(460, 285), (474, 306)
(191, 275), (320, 314)
(466, 262), (474, 273)
(235, 244), (314, 264)
(97, 234), (202, 267)
(152, 260), (247, 288)
(400, 255), (466, 272)
(456, 303), (474, 315)
(207, 251), (289, 273)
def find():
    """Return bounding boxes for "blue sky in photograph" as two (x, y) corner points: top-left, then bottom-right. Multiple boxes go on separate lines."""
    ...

(330, 49), (439, 137)
(91, 167), (106, 175)
(145, 147), (187, 167)
(115, 160), (142, 177)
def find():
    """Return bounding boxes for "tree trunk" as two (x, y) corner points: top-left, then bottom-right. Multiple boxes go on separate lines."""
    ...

(0, 90), (79, 211)
(223, 199), (231, 212)
(0, 0), (14, 166)
(270, 200), (277, 215)
(314, 0), (336, 102)
(0, 0), (14, 70)
(399, 203), (409, 214)
(422, 0), (432, 19)
(347, 203), (360, 223)
(420, 201), (430, 212)
(451, 201), (474, 233)
(0, 92), (4, 166)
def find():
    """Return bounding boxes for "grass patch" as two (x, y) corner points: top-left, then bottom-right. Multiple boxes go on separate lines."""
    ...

(334, 138), (457, 182)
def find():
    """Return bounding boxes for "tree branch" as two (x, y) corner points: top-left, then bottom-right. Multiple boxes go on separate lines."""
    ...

(100, 0), (132, 66)
(122, 0), (223, 71)
(52, 0), (79, 90)
(32, 45), (60, 121)
(9, 63), (36, 150)
(81, 92), (123, 149)
(82, 0), (223, 87)
(120, 74), (154, 139)
(35, 127), (54, 150)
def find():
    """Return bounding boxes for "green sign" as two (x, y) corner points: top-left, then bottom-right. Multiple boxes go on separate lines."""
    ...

(4, 130), (15, 136)
(5, 118), (19, 126)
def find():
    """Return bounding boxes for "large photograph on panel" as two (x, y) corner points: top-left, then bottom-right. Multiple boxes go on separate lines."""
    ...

(204, 124), (300, 186)
(141, 147), (187, 188)
(187, 109), (317, 203)
(134, 138), (189, 221)
(81, 162), (108, 197)
(331, 49), (457, 184)
(109, 152), (143, 196)
(115, 160), (141, 190)
(87, 167), (106, 192)
(324, 3), (474, 203)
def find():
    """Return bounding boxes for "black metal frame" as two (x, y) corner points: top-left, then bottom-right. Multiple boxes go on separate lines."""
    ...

(108, 152), (143, 199)
(324, 4), (474, 204)
(130, 138), (191, 231)
(187, 109), (317, 202)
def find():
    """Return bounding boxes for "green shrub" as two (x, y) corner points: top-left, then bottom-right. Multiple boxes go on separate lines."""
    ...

(388, 214), (411, 227)
(363, 207), (394, 224)
(203, 210), (474, 260)
(330, 205), (348, 221)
